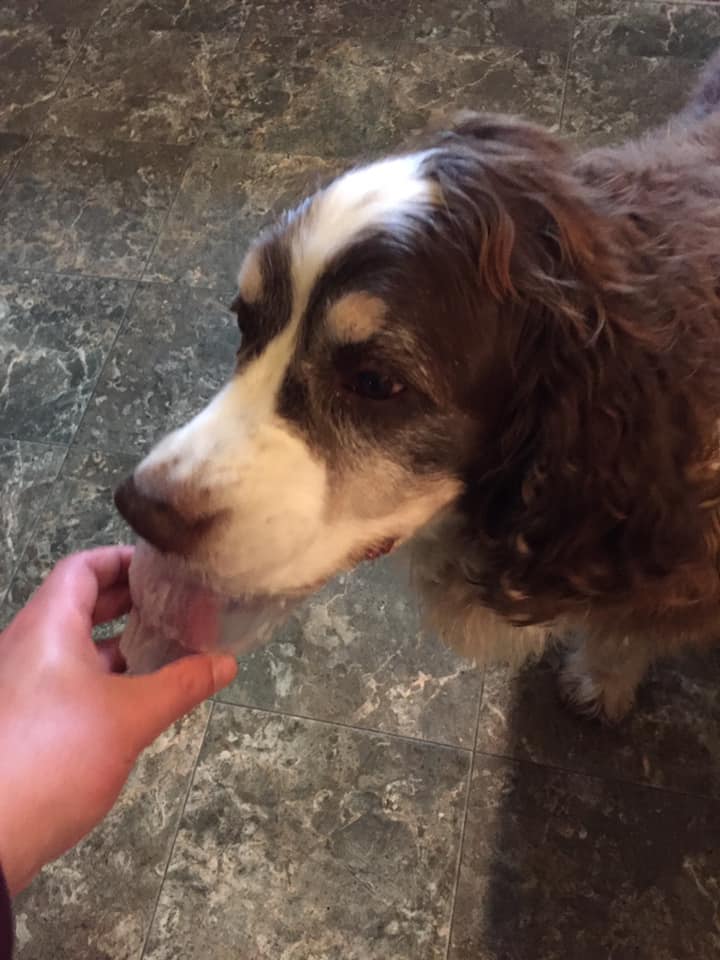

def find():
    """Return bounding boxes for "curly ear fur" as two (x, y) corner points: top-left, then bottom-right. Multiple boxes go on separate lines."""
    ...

(426, 116), (720, 624)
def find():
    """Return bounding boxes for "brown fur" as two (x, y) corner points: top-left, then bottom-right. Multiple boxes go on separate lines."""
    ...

(410, 67), (720, 719)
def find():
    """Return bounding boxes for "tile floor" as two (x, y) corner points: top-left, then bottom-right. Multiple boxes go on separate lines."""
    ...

(1, 1), (719, 957)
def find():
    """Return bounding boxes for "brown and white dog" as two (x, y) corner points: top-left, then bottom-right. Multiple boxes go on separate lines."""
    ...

(116, 52), (720, 722)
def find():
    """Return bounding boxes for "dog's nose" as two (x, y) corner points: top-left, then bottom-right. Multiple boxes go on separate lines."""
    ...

(114, 475), (212, 555)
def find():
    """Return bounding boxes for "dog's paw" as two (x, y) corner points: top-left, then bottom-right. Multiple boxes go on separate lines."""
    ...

(557, 646), (635, 724)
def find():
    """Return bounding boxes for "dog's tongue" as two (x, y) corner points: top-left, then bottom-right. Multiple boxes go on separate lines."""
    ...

(119, 541), (222, 671)
(119, 539), (301, 674)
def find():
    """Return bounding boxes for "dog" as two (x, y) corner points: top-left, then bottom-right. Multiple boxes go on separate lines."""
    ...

(115, 51), (720, 723)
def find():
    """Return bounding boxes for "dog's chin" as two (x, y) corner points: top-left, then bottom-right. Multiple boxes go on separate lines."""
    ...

(121, 530), (406, 673)
(162, 533), (399, 604)
(140, 537), (400, 604)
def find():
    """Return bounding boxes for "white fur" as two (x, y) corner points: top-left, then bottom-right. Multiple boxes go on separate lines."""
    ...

(137, 366), (459, 594)
(237, 248), (263, 302)
(290, 152), (436, 314)
(133, 153), (454, 598)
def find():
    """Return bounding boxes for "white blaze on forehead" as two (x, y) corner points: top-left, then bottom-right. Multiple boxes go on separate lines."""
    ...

(290, 151), (436, 311)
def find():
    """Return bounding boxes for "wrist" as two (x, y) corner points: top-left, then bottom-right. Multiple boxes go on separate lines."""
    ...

(0, 780), (43, 896)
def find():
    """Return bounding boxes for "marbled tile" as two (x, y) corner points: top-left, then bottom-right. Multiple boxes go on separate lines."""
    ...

(4, 448), (136, 616)
(96, 0), (252, 33)
(564, 3), (720, 146)
(75, 283), (237, 455)
(385, 44), (565, 148)
(449, 756), (720, 959)
(0, 0), (104, 29)
(40, 29), (237, 144)
(143, 704), (470, 960)
(62, 443), (139, 486)
(221, 558), (482, 747)
(0, 137), (190, 278)
(0, 20), (84, 133)
(564, 53), (704, 145)
(405, 0), (575, 52)
(14, 703), (211, 960)
(202, 34), (396, 156)
(243, 0), (408, 42)
(0, 440), (65, 602)
(477, 649), (720, 799)
(574, 0), (720, 61)
(146, 150), (344, 293)
(0, 273), (134, 443)
(0, 133), (26, 190)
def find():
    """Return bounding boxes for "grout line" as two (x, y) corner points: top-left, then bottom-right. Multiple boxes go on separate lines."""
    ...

(139, 700), (215, 960)
(1, 271), (143, 607)
(134, 140), (201, 285)
(214, 694), (474, 753)
(0, 445), (72, 612)
(605, 0), (720, 5)
(59, 274), (144, 457)
(472, 745), (719, 804)
(0, 137), (31, 198)
(0, 262), (170, 284)
(0, 434), (68, 448)
(134, 18), (251, 289)
(27, 2), (109, 146)
(360, 0), (414, 153)
(62, 43), (246, 454)
(0, 0), (106, 199)
(443, 670), (484, 960)
(558, 0), (579, 132)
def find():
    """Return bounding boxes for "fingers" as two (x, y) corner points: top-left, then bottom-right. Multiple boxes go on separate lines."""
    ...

(40, 546), (134, 629)
(78, 546), (134, 592)
(95, 636), (127, 673)
(92, 584), (132, 626)
(120, 654), (238, 750)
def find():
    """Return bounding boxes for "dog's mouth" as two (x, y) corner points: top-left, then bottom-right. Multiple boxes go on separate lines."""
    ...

(359, 536), (398, 564)
(120, 531), (402, 671)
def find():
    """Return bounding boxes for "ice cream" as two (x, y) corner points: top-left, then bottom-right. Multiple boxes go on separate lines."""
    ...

(120, 539), (299, 673)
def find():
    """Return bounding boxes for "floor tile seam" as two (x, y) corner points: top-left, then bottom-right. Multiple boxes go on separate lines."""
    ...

(0, 434), (69, 449)
(580, 0), (720, 7)
(472, 745), (720, 804)
(60, 273), (145, 461)
(1, 262), (181, 284)
(0, 266), (146, 285)
(139, 700), (216, 960)
(135, 23), (248, 287)
(0, 0), (108, 197)
(1, 441), (74, 605)
(27, 0), (111, 144)
(558, 0), (580, 129)
(0, 139), (31, 199)
(1, 266), (140, 463)
(360, 0), (416, 144)
(213, 695), (474, 753)
(443, 671), (484, 960)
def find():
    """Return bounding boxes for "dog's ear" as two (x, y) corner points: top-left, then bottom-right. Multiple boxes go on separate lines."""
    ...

(425, 116), (714, 622)
(426, 113), (623, 313)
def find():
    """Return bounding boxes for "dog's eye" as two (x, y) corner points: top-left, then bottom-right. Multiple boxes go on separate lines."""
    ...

(231, 296), (261, 354)
(345, 370), (405, 400)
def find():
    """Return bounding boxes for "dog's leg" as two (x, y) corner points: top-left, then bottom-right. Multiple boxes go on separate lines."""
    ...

(557, 632), (653, 723)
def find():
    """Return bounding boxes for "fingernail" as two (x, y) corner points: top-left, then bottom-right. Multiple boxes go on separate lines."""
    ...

(210, 653), (238, 690)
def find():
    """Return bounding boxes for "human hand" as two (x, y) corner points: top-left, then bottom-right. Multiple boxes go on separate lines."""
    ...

(0, 546), (237, 895)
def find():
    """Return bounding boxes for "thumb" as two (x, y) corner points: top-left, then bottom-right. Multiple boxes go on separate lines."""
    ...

(121, 653), (238, 749)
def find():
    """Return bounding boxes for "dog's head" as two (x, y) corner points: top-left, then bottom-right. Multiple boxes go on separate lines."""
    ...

(115, 115), (620, 601)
